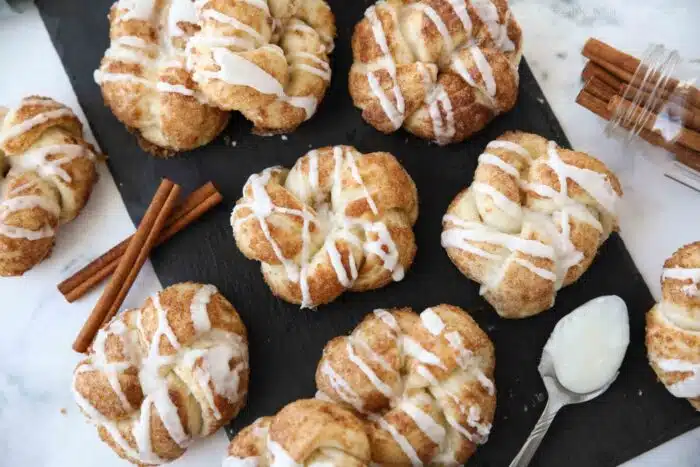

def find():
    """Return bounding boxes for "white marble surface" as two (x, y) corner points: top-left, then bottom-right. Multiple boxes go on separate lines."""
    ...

(0, 1), (698, 466)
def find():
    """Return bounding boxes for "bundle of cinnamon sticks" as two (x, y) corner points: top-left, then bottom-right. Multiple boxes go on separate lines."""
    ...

(577, 38), (700, 172)
(69, 179), (223, 353)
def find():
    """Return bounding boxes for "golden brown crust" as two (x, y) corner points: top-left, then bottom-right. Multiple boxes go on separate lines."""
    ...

(349, 0), (522, 145)
(441, 131), (622, 318)
(226, 399), (371, 466)
(97, 0), (229, 155)
(315, 305), (496, 465)
(187, 0), (335, 133)
(0, 96), (99, 276)
(73, 283), (250, 465)
(231, 145), (419, 308)
(646, 242), (700, 411)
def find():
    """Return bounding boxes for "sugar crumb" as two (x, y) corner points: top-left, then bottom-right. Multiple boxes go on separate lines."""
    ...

(281, 135), (288, 141)
(60, 408), (67, 415)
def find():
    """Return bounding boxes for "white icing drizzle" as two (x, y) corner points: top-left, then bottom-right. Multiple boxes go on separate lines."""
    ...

(426, 84), (456, 145)
(471, 182), (521, 219)
(168, 0), (199, 37)
(403, 337), (446, 370)
(662, 267), (700, 297)
(320, 361), (364, 412)
(0, 195), (59, 240)
(11, 144), (94, 182)
(0, 108), (75, 145)
(72, 365), (146, 462)
(478, 152), (519, 177)
(374, 309), (400, 332)
(399, 395), (446, 445)
(445, 0), (471, 34)
(346, 340), (394, 398)
(411, 3), (452, 51)
(117, 0), (156, 22)
(197, 47), (318, 119)
(341, 146), (379, 215)
(365, 5), (405, 130)
(656, 359), (700, 398)
(368, 413), (422, 466)
(267, 440), (302, 467)
(540, 142), (620, 216)
(200, 8), (265, 44)
(190, 284), (216, 333)
(470, 0), (515, 52)
(90, 320), (134, 412)
(420, 308), (445, 336)
(487, 140), (531, 158)
(469, 46), (496, 98)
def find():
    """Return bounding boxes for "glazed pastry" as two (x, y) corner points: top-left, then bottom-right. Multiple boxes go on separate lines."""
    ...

(646, 242), (700, 410)
(231, 145), (418, 308)
(187, 0), (335, 134)
(224, 399), (371, 466)
(316, 305), (496, 465)
(0, 96), (98, 276)
(349, 0), (522, 145)
(72, 282), (249, 465)
(95, 0), (229, 155)
(442, 131), (622, 318)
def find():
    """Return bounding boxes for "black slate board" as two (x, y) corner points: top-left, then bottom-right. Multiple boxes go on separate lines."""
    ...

(37, 1), (700, 465)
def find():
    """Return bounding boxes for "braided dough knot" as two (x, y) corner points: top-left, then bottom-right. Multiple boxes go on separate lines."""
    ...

(646, 242), (700, 411)
(442, 131), (622, 318)
(225, 399), (372, 466)
(315, 305), (496, 465)
(0, 96), (98, 276)
(188, 0), (335, 133)
(72, 283), (249, 465)
(231, 145), (418, 308)
(350, 0), (522, 145)
(96, 0), (230, 154)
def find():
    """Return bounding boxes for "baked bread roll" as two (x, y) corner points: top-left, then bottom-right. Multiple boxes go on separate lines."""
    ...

(646, 242), (700, 411)
(95, 0), (229, 155)
(231, 145), (418, 308)
(442, 131), (622, 318)
(187, 0), (335, 134)
(316, 305), (496, 465)
(0, 96), (98, 276)
(224, 399), (371, 466)
(349, 0), (522, 145)
(73, 282), (249, 465)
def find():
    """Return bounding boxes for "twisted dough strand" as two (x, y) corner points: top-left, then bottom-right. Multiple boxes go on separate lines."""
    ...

(95, 0), (229, 154)
(72, 283), (249, 465)
(231, 145), (418, 308)
(315, 305), (495, 465)
(224, 399), (371, 466)
(646, 242), (700, 410)
(188, 0), (335, 133)
(350, 0), (522, 145)
(0, 96), (98, 276)
(442, 131), (622, 318)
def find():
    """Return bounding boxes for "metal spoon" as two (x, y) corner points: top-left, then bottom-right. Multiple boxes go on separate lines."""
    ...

(508, 349), (618, 467)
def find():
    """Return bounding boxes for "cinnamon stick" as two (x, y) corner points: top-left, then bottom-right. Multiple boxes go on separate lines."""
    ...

(576, 88), (700, 164)
(72, 179), (181, 353)
(616, 83), (700, 132)
(59, 182), (222, 302)
(583, 38), (700, 109)
(608, 95), (700, 152)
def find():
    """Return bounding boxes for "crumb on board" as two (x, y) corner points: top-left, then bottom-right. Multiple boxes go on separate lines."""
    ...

(638, 389), (643, 396)
(232, 141), (237, 147)
(537, 97), (545, 104)
(60, 408), (67, 415)
(281, 135), (288, 141)
(524, 405), (528, 412)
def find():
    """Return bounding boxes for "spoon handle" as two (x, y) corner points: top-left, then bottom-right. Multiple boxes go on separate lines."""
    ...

(508, 400), (562, 467)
